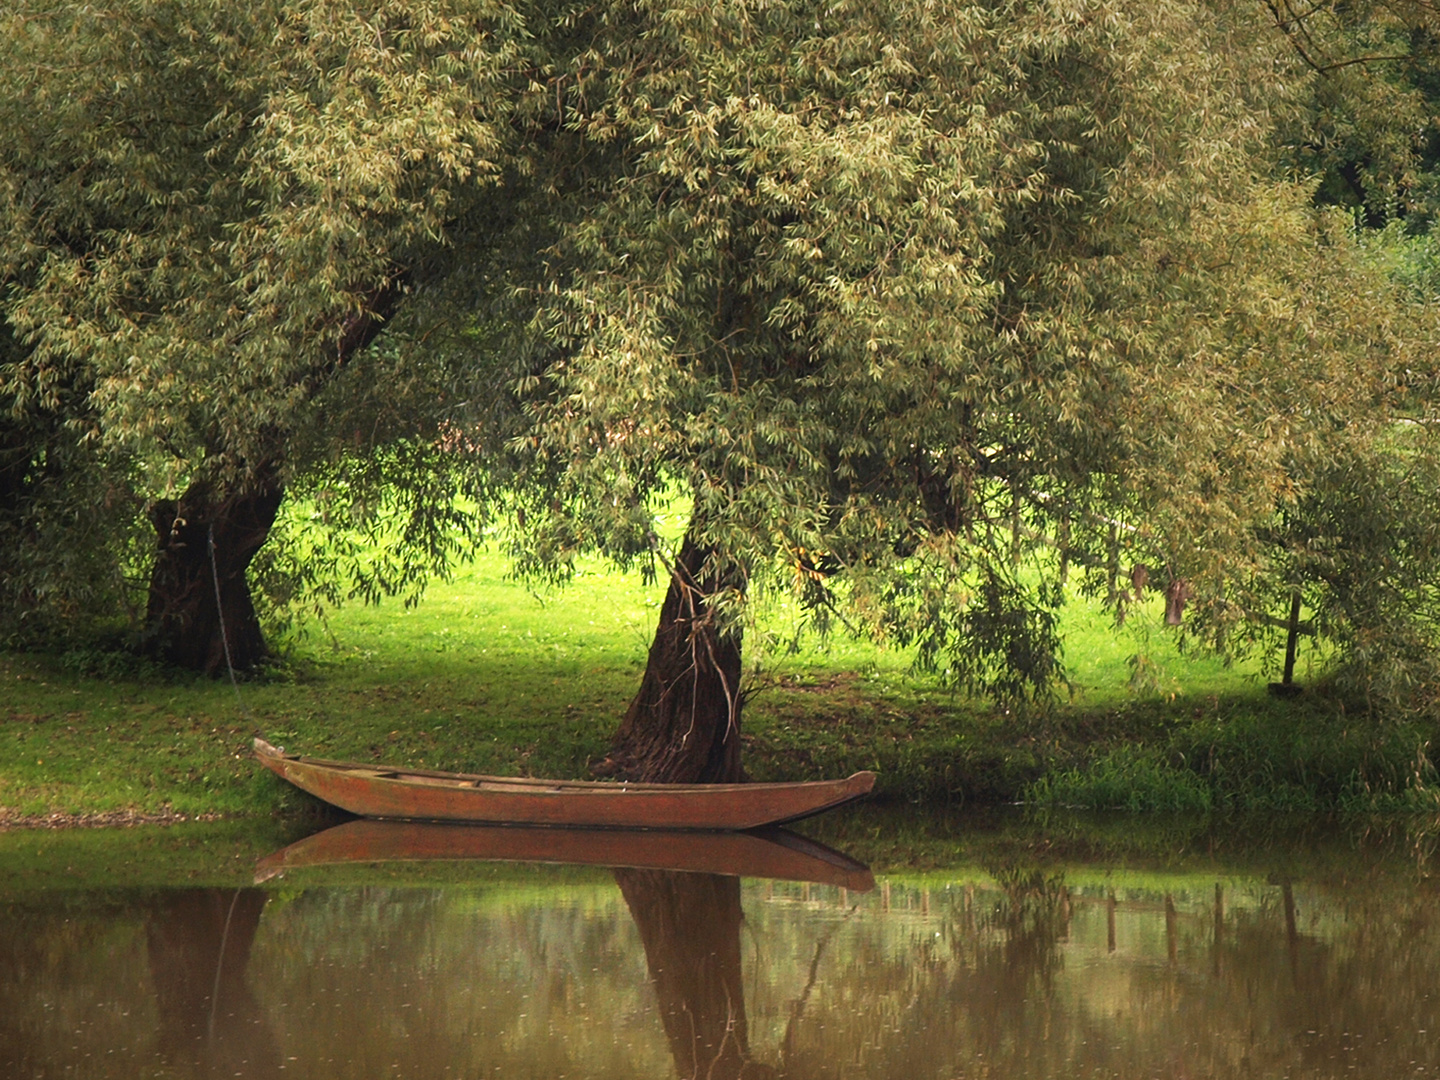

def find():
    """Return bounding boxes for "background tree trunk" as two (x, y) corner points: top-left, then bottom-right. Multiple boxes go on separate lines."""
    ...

(606, 532), (744, 783)
(144, 474), (283, 675)
(141, 277), (400, 675)
(615, 869), (771, 1080)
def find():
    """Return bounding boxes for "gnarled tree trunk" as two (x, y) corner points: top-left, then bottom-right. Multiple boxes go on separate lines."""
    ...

(143, 472), (283, 675)
(606, 531), (744, 783)
(142, 275), (402, 675)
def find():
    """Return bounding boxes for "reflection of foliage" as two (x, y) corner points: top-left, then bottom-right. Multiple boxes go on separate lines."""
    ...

(7, 855), (1440, 1079)
(804, 801), (1440, 885)
(985, 863), (1071, 997)
(254, 884), (669, 1078)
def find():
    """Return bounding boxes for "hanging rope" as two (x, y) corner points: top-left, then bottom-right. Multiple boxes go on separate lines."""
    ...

(207, 887), (244, 1042)
(208, 523), (250, 719)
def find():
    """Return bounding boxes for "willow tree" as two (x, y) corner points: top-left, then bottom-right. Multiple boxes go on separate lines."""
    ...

(1191, 0), (1440, 705)
(0, 0), (526, 669)
(1266, 0), (1440, 228)
(505, 0), (1433, 781)
(0, 315), (145, 645)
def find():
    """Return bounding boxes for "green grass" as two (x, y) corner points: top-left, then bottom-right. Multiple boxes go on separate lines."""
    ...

(0, 817), (309, 893)
(1027, 744), (1216, 813)
(2, 549), (1437, 821)
(1, 554), (660, 819)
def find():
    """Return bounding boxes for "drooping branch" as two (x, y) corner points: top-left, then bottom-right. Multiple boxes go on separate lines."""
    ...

(142, 275), (407, 674)
(1262, 0), (1414, 74)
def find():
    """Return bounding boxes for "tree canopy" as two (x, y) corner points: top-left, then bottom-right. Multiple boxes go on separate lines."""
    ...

(510, 0), (1435, 704)
(0, 0), (527, 659)
(3, 0), (1439, 771)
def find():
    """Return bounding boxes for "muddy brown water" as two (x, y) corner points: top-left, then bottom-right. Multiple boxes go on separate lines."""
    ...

(2, 812), (1439, 1079)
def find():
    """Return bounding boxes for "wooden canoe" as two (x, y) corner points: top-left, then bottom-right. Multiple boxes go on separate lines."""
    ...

(254, 738), (876, 830)
(254, 818), (875, 891)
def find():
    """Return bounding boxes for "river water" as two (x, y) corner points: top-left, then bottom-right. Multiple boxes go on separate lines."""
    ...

(2, 810), (1438, 1079)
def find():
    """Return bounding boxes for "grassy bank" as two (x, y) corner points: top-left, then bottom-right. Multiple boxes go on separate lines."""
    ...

(2, 551), (1437, 822)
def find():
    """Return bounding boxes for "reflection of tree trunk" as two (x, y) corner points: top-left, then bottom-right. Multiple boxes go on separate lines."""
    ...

(615, 869), (770, 1080)
(144, 474), (284, 675)
(606, 528), (744, 783)
(1212, 883), (1224, 979)
(1165, 893), (1178, 967)
(144, 888), (282, 1078)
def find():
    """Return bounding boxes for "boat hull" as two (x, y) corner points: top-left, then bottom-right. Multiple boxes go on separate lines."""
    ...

(254, 739), (876, 830)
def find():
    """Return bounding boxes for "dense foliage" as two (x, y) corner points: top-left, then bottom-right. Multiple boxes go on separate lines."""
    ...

(2, 0), (1439, 742)
(508, 0), (1439, 711)
(0, 0), (529, 657)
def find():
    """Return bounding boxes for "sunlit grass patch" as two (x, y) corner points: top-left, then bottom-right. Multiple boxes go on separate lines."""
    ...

(2, 542), (1435, 819)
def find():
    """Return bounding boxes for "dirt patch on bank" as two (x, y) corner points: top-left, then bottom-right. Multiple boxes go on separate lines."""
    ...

(0, 808), (225, 830)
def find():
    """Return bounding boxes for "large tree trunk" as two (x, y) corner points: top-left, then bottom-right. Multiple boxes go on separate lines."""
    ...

(144, 473), (283, 675)
(615, 869), (771, 1080)
(142, 275), (401, 676)
(606, 532), (744, 783)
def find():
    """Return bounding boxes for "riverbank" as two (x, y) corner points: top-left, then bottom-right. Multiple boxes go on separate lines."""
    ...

(3, 554), (1437, 823)
(0, 809), (221, 830)
(3, 800), (1438, 891)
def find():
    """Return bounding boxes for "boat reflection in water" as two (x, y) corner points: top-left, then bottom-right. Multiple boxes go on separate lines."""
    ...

(254, 818), (875, 890)
(0, 821), (869, 1079)
(252, 819), (871, 1080)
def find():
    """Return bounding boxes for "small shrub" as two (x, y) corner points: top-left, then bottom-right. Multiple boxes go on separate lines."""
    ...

(1175, 701), (1439, 811)
(58, 642), (167, 682)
